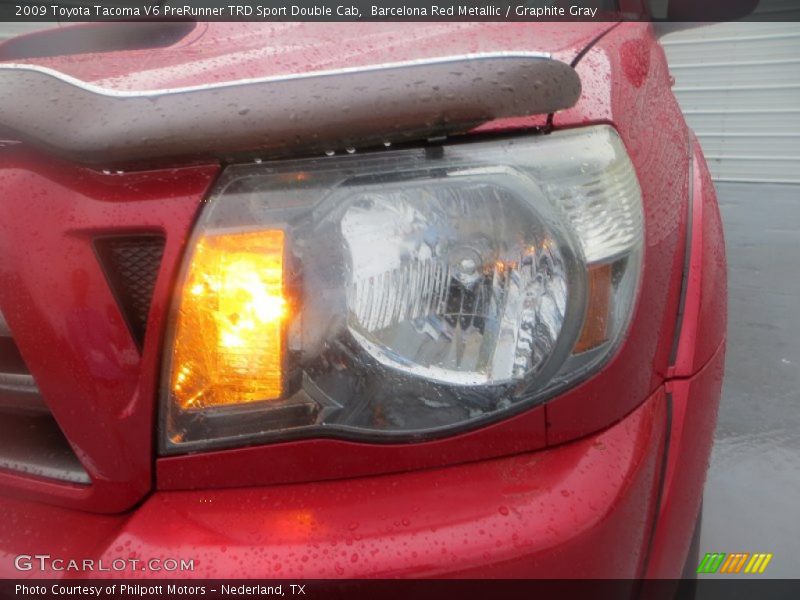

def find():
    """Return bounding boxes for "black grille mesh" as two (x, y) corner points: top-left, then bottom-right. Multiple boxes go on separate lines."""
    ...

(95, 235), (166, 348)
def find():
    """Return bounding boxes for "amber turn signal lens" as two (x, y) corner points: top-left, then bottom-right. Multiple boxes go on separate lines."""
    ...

(171, 230), (286, 410)
(574, 262), (612, 354)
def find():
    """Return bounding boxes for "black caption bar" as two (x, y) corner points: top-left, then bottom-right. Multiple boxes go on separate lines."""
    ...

(1, 0), (797, 22)
(4, 580), (800, 600)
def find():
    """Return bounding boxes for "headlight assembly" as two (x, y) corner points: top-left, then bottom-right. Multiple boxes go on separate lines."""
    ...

(161, 125), (643, 452)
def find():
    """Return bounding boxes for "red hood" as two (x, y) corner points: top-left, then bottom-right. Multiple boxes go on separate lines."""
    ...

(2, 21), (615, 91)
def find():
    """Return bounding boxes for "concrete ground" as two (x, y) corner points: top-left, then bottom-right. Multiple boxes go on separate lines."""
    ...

(698, 182), (800, 578)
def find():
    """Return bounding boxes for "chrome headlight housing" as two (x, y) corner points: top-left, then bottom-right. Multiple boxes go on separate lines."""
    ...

(161, 125), (643, 452)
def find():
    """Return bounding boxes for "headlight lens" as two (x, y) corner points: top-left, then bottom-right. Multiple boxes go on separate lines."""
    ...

(161, 125), (643, 452)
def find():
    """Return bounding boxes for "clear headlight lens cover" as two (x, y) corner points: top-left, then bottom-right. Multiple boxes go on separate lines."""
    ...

(161, 126), (643, 452)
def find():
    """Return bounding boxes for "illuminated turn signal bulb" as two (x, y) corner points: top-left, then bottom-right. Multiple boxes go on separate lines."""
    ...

(170, 230), (286, 410)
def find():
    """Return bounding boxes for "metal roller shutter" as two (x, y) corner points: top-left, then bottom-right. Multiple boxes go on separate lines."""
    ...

(662, 4), (800, 183)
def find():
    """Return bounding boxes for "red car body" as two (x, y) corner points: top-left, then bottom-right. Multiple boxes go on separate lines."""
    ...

(0, 21), (725, 579)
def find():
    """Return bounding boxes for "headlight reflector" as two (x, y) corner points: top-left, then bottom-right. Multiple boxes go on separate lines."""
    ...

(337, 176), (569, 386)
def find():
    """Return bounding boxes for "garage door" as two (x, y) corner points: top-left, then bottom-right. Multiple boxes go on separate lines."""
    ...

(662, 14), (800, 183)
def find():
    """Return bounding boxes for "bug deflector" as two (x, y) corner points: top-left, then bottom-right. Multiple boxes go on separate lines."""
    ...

(0, 54), (581, 163)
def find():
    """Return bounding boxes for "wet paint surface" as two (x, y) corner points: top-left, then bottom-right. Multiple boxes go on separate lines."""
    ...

(699, 182), (800, 579)
(0, 390), (665, 578)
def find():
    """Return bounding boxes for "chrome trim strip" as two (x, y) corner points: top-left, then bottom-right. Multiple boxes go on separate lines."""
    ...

(0, 372), (38, 394)
(0, 413), (91, 485)
(0, 314), (88, 484)
(0, 52), (581, 164)
(0, 309), (44, 409)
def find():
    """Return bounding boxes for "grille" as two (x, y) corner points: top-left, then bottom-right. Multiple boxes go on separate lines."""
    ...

(95, 234), (166, 349)
(0, 310), (89, 484)
(0, 310), (44, 414)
